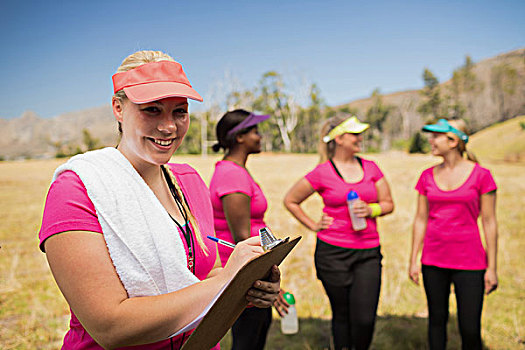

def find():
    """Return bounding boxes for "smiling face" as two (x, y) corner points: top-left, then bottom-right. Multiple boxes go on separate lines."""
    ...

(428, 132), (458, 156)
(335, 132), (363, 154)
(112, 96), (189, 169)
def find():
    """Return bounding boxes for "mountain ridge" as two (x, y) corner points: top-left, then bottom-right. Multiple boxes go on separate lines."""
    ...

(1, 48), (524, 159)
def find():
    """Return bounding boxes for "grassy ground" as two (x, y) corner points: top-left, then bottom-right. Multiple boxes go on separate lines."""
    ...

(0, 150), (524, 349)
(468, 115), (525, 163)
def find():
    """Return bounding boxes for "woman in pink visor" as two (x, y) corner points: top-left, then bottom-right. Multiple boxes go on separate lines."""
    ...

(409, 118), (498, 350)
(38, 50), (281, 350)
(284, 115), (394, 350)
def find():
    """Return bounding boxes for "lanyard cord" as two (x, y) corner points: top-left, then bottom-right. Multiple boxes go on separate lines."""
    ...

(161, 166), (195, 274)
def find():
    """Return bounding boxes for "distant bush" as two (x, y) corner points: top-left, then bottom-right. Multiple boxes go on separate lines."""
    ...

(55, 151), (69, 159)
(520, 121), (525, 130)
(364, 145), (380, 153)
(82, 129), (102, 151)
(55, 145), (83, 158)
(391, 139), (410, 151)
(409, 132), (429, 153)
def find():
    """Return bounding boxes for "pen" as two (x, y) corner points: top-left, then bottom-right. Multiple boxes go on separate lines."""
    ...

(207, 235), (236, 249)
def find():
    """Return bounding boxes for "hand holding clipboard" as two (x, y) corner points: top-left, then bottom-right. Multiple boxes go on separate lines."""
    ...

(180, 230), (301, 349)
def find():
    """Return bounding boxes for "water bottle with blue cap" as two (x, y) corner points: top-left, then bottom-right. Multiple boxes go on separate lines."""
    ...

(347, 190), (367, 231)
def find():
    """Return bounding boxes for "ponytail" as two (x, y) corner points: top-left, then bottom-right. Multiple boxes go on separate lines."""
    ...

(448, 119), (479, 163)
(163, 166), (209, 256)
(319, 114), (347, 163)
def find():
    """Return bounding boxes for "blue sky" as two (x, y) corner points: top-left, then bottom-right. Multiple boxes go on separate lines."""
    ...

(1, 0), (523, 119)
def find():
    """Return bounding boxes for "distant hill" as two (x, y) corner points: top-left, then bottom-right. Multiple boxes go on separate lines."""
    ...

(338, 48), (525, 146)
(0, 48), (524, 160)
(469, 115), (525, 163)
(0, 106), (117, 159)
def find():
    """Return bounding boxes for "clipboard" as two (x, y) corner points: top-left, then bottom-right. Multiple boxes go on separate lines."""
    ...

(181, 236), (301, 349)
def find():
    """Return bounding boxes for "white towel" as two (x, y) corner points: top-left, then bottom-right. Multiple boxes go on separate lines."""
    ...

(53, 147), (199, 297)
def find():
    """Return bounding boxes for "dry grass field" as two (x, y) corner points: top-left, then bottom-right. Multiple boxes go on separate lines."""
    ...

(1, 149), (524, 349)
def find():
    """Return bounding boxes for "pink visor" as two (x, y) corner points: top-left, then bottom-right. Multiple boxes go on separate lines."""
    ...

(112, 61), (203, 103)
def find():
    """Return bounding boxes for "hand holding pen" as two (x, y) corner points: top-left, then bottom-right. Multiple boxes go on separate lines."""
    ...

(207, 235), (236, 249)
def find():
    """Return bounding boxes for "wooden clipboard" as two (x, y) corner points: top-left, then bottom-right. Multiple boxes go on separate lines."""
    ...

(181, 236), (301, 349)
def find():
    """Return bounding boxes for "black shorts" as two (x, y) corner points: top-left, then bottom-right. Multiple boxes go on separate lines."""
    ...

(314, 238), (383, 287)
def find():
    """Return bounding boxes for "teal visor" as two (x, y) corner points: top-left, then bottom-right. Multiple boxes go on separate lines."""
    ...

(422, 119), (469, 144)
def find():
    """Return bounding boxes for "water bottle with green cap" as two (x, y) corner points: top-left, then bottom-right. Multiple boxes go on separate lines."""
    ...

(281, 292), (298, 334)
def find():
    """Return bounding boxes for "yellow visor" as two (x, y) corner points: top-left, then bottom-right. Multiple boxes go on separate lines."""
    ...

(322, 116), (369, 143)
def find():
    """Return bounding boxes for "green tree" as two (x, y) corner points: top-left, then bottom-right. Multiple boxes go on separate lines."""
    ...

(226, 90), (255, 111)
(491, 63), (518, 120)
(253, 71), (297, 152)
(418, 69), (442, 118)
(365, 88), (393, 151)
(366, 89), (392, 132)
(337, 105), (360, 116)
(54, 141), (83, 158)
(447, 55), (483, 119)
(448, 70), (467, 118)
(408, 131), (429, 153)
(292, 83), (324, 153)
(82, 128), (101, 151)
(178, 114), (201, 154)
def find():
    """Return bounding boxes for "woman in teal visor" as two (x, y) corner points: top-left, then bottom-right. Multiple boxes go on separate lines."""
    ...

(422, 118), (469, 143)
(409, 118), (499, 350)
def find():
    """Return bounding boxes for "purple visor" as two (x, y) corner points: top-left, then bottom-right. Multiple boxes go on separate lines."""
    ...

(226, 113), (270, 137)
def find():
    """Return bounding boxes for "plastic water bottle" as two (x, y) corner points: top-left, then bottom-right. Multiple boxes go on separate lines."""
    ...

(347, 190), (367, 231)
(281, 292), (298, 334)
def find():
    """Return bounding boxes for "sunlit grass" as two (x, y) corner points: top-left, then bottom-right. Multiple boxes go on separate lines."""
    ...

(1, 152), (523, 349)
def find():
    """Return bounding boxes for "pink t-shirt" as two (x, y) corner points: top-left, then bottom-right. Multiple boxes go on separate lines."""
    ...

(415, 163), (497, 270)
(209, 160), (268, 266)
(39, 164), (219, 350)
(305, 159), (384, 249)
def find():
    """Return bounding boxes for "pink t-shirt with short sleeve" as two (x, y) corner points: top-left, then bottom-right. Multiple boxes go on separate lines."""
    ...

(415, 163), (497, 270)
(209, 160), (268, 266)
(305, 159), (384, 249)
(39, 165), (219, 350)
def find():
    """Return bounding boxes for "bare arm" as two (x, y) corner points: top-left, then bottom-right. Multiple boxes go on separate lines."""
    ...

(375, 177), (395, 216)
(481, 191), (498, 294)
(45, 232), (274, 348)
(352, 177), (395, 218)
(283, 178), (333, 232)
(408, 194), (428, 285)
(222, 192), (251, 243)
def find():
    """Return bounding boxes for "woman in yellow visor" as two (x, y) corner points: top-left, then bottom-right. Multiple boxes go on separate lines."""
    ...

(285, 115), (394, 350)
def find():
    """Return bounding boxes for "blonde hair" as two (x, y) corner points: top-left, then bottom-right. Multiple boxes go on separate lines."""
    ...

(114, 50), (176, 100)
(318, 114), (348, 163)
(447, 119), (478, 163)
(163, 166), (209, 256)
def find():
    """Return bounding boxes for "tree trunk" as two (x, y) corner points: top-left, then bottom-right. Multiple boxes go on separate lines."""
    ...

(275, 116), (292, 152)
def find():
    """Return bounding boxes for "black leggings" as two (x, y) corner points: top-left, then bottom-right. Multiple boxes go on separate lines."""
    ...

(422, 265), (485, 350)
(231, 306), (272, 350)
(316, 242), (382, 350)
